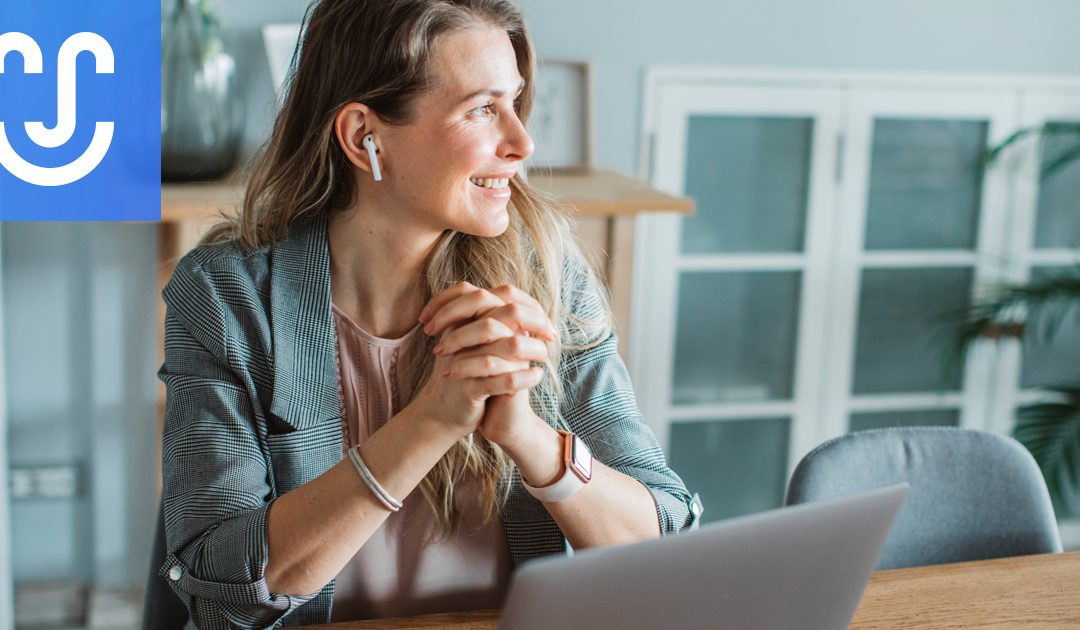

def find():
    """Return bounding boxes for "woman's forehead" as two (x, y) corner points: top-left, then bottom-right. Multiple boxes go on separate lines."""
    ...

(427, 25), (523, 100)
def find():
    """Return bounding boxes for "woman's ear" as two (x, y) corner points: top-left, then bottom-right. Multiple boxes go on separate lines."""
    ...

(334, 103), (380, 178)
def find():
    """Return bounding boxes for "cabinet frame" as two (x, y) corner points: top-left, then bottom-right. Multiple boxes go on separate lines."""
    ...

(634, 68), (1080, 482)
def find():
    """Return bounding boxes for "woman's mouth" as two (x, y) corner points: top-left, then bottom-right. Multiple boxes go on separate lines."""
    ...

(470, 177), (510, 189)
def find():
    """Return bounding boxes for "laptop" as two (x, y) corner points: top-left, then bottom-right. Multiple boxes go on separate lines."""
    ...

(499, 483), (907, 630)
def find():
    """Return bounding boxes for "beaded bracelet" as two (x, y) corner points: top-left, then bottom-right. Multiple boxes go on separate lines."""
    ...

(347, 445), (404, 512)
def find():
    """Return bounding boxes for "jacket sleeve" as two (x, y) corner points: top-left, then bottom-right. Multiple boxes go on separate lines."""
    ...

(158, 255), (318, 628)
(556, 251), (703, 534)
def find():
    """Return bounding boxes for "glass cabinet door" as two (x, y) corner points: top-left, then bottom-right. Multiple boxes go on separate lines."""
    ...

(640, 85), (841, 522)
(991, 94), (1080, 445)
(820, 89), (1016, 441)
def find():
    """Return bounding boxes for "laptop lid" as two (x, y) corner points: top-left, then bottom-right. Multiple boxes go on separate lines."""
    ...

(499, 483), (907, 630)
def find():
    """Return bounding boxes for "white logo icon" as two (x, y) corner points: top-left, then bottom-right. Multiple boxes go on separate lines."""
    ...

(0, 31), (114, 187)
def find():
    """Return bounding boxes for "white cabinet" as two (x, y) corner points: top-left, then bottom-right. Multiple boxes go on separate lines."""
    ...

(634, 70), (1080, 523)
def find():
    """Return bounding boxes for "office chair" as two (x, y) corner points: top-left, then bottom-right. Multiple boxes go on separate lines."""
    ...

(785, 427), (1062, 570)
(141, 504), (189, 630)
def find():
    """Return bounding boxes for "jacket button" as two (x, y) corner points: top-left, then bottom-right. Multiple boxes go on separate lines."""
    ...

(168, 565), (183, 581)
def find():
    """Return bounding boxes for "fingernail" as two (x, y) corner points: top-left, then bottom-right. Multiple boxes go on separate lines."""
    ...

(441, 368), (451, 377)
(434, 344), (444, 355)
(423, 323), (434, 335)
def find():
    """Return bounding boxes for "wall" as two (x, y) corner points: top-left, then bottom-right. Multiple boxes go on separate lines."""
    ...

(213, 0), (1080, 174)
(5, 224), (158, 588)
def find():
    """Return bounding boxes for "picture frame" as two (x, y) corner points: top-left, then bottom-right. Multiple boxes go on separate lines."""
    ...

(528, 60), (594, 174)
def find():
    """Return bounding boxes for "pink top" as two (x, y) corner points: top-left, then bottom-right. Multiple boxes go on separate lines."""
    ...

(330, 304), (514, 621)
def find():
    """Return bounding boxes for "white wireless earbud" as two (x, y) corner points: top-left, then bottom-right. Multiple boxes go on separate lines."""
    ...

(362, 133), (382, 182)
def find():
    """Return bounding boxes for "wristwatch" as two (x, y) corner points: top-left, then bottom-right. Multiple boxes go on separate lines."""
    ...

(523, 430), (593, 503)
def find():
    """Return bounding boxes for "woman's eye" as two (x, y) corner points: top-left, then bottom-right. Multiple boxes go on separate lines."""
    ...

(471, 103), (496, 117)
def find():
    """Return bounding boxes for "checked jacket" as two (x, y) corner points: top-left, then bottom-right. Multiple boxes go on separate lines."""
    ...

(158, 212), (701, 628)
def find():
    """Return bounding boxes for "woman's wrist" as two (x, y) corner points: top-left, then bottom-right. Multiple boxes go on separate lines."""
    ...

(497, 414), (564, 488)
(397, 401), (468, 450)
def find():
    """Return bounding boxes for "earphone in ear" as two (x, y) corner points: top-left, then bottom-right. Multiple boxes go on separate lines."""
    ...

(362, 133), (382, 182)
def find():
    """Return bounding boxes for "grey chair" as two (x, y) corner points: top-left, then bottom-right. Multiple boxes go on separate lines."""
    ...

(785, 427), (1062, 570)
(141, 505), (189, 630)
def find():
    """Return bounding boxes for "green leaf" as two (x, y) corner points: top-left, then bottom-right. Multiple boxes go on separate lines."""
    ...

(1014, 388), (1080, 514)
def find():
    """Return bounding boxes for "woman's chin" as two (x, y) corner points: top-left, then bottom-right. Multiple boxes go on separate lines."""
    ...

(462, 207), (510, 238)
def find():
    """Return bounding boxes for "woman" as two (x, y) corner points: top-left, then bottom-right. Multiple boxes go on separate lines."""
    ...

(158, 0), (699, 626)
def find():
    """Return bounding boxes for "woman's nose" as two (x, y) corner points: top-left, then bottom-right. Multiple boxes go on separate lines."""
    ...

(499, 113), (534, 162)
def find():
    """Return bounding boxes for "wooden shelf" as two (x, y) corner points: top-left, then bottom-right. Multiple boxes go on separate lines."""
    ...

(160, 168), (693, 223)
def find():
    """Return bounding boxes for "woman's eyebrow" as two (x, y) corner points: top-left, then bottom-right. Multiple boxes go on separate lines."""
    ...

(457, 79), (526, 105)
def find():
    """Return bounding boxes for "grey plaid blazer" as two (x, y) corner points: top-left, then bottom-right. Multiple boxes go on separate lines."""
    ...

(158, 213), (700, 628)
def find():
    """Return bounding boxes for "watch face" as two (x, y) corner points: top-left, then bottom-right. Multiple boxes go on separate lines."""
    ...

(569, 434), (593, 482)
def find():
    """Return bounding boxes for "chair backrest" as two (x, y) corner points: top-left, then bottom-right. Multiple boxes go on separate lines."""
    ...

(142, 504), (189, 630)
(785, 427), (1062, 570)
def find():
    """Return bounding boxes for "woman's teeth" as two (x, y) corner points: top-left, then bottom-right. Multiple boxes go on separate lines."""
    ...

(470, 177), (510, 189)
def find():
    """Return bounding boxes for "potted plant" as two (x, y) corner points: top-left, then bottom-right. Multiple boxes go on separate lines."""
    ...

(953, 122), (1080, 515)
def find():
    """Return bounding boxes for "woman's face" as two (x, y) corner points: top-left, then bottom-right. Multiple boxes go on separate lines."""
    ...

(377, 25), (534, 238)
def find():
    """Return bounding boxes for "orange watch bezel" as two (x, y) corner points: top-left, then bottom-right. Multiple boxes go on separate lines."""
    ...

(558, 430), (592, 483)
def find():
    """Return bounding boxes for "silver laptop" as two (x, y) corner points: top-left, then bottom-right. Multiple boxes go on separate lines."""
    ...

(499, 483), (907, 630)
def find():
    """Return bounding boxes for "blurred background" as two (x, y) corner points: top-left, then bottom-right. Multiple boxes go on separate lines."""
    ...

(2, 0), (1079, 626)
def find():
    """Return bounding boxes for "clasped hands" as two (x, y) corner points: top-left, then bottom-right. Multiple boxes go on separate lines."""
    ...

(413, 281), (556, 449)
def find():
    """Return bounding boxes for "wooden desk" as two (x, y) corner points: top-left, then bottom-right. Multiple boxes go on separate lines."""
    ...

(304, 551), (1080, 629)
(850, 551), (1080, 628)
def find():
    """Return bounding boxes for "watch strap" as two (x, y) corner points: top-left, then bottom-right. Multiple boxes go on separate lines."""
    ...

(522, 430), (592, 503)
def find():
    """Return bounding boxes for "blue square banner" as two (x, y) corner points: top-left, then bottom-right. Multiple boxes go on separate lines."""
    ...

(0, 2), (160, 221)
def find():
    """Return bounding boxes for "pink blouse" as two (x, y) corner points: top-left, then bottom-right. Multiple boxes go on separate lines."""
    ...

(330, 304), (514, 621)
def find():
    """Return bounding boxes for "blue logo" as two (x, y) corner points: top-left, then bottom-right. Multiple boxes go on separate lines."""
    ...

(0, 3), (160, 221)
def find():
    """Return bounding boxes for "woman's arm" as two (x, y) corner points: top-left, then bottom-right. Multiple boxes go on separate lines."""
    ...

(161, 256), (545, 625)
(263, 403), (460, 595)
(498, 413), (662, 548)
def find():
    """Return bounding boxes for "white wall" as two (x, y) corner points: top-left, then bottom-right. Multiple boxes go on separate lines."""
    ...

(213, 0), (1080, 174)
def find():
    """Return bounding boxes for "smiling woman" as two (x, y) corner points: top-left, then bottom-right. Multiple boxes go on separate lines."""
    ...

(155, 0), (699, 627)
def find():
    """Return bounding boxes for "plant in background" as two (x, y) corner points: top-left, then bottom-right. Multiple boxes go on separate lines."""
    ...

(953, 122), (1080, 515)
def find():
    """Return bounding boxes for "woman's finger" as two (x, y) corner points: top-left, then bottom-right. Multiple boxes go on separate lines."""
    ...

(442, 334), (551, 365)
(488, 284), (544, 313)
(435, 317), (515, 355)
(423, 288), (505, 337)
(443, 355), (531, 379)
(435, 305), (554, 355)
(465, 367), (545, 397)
(484, 302), (557, 340)
(438, 301), (556, 353)
(418, 281), (477, 325)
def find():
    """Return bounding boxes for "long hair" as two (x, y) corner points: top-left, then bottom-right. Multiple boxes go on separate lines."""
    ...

(199, 0), (610, 537)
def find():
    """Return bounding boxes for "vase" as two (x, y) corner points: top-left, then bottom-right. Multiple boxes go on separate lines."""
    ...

(161, 0), (243, 182)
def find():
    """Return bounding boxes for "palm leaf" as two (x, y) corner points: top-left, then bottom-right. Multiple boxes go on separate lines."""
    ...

(1013, 387), (1080, 513)
(946, 267), (1080, 378)
(981, 121), (1080, 182)
(1041, 141), (1080, 180)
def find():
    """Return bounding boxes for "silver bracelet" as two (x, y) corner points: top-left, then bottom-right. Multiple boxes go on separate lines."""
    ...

(347, 445), (403, 512)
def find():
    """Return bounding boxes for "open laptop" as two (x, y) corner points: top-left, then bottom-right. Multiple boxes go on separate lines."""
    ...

(499, 483), (907, 630)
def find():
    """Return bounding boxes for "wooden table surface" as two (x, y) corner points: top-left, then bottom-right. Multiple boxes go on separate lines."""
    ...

(306, 551), (1080, 629)
(849, 551), (1080, 629)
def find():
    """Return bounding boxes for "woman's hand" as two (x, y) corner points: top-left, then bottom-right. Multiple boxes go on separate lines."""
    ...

(418, 282), (556, 445)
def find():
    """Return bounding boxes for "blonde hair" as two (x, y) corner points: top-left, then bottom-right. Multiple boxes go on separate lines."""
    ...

(199, 0), (610, 537)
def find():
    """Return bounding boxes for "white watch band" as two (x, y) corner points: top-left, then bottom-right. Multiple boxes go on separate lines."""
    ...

(523, 463), (586, 503)
(523, 431), (592, 503)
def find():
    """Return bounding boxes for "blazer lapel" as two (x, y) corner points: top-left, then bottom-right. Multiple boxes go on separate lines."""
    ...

(268, 213), (341, 431)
